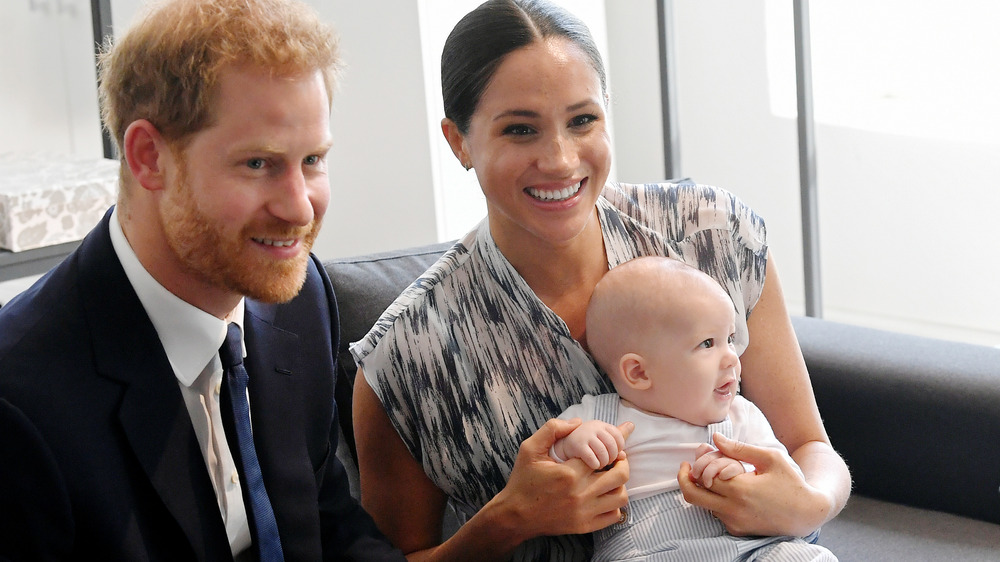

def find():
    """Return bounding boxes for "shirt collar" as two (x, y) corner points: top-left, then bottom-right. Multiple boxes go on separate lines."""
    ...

(109, 207), (245, 386)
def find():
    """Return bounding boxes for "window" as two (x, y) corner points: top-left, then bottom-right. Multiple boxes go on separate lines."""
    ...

(672, 0), (999, 346)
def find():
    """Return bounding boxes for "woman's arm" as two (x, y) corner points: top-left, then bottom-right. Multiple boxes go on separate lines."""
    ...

(353, 371), (631, 561)
(678, 252), (851, 536)
(353, 372), (447, 554)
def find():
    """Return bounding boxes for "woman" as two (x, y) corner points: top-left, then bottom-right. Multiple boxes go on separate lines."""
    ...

(352, 1), (850, 560)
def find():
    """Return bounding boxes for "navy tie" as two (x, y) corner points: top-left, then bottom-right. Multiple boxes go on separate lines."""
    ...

(219, 323), (284, 561)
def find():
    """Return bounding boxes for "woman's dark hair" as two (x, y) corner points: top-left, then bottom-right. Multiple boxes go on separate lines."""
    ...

(441, 0), (607, 134)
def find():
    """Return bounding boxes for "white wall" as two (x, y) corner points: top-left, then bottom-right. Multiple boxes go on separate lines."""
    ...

(0, 0), (104, 159)
(312, 0), (439, 257)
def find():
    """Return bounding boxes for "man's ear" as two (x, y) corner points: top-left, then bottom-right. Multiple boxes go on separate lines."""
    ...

(441, 117), (471, 168)
(122, 119), (170, 192)
(618, 353), (652, 391)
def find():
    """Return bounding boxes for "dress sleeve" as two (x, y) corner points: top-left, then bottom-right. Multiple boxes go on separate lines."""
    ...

(602, 181), (769, 352)
(666, 182), (768, 319)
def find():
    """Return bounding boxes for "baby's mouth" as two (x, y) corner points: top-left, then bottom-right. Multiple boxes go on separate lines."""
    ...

(715, 380), (738, 398)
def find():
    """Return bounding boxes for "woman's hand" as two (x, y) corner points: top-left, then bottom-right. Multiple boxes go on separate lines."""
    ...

(689, 440), (747, 488)
(677, 433), (833, 537)
(487, 418), (633, 544)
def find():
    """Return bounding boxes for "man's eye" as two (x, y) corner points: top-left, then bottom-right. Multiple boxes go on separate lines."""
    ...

(303, 155), (320, 166)
(247, 158), (266, 170)
(700, 338), (714, 349)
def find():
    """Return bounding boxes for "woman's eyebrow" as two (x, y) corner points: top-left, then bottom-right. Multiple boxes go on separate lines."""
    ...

(493, 109), (539, 121)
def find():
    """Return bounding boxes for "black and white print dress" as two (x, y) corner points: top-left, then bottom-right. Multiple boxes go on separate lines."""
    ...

(351, 181), (768, 561)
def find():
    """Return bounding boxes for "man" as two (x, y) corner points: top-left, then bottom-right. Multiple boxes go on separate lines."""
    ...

(0, 0), (403, 559)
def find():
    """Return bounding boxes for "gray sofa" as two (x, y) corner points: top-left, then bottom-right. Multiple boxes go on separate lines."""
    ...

(325, 242), (1000, 561)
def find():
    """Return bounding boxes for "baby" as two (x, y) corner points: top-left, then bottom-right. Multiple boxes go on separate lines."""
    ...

(552, 256), (836, 561)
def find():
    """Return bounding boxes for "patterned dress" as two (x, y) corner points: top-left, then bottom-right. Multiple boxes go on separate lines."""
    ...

(351, 181), (768, 560)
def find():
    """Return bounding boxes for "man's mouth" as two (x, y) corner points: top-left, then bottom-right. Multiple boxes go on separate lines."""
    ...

(525, 180), (583, 202)
(252, 237), (297, 248)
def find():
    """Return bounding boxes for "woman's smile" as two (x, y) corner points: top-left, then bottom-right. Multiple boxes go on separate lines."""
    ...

(525, 179), (585, 202)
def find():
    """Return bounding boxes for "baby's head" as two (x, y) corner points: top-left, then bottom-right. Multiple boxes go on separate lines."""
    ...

(586, 257), (742, 426)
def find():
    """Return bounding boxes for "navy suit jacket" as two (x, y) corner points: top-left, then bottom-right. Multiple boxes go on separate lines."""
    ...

(0, 210), (403, 561)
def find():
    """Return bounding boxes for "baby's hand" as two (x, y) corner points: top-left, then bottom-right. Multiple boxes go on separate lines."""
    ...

(551, 419), (628, 470)
(689, 442), (747, 488)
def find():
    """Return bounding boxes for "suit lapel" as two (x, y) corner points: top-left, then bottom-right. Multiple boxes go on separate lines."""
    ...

(244, 300), (299, 382)
(243, 299), (301, 454)
(243, 301), (312, 547)
(78, 211), (230, 560)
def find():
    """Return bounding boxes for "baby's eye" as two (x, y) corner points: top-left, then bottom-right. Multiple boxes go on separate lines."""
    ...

(699, 338), (715, 349)
(246, 158), (266, 170)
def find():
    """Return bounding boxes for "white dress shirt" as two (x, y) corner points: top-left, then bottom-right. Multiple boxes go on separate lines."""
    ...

(109, 207), (251, 556)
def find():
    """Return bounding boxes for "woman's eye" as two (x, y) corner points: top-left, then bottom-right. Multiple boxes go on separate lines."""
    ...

(699, 338), (715, 349)
(502, 124), (535, 136)
(247, 158), (266, 170)
(570, 114), (598, 128)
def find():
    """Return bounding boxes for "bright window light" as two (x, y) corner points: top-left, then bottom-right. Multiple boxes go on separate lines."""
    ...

(766, 0), (1000, 146)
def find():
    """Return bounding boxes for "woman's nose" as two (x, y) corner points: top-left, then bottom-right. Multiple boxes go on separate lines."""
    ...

(537, 133), (578, 175)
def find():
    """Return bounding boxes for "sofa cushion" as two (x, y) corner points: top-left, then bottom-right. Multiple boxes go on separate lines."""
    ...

(325, 241), (455, 461)
(817, 494), (1000, 561)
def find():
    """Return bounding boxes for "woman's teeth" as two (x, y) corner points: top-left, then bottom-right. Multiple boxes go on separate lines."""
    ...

(526, 181), (582, 202)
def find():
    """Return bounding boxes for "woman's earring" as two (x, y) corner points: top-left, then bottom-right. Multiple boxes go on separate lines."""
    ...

(463, 162), (472, 171)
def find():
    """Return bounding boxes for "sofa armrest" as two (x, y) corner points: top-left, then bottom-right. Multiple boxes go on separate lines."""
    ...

(792, 316), (1000, 524)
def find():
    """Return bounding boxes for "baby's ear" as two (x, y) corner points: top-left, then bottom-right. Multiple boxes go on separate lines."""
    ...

(618, 353), (652, 390)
